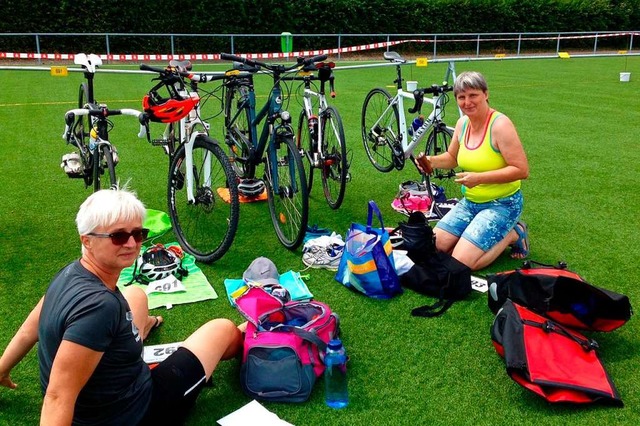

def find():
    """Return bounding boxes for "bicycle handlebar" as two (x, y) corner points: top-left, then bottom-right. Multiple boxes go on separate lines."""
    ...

(219, 53), (329, 74)
(140, 63), (228, 84)
(63, 107), (147, 141)
(279, 61), (337, 97)
(408, 83), (453, 114)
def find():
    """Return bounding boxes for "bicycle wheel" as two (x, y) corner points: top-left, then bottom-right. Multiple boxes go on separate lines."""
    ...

(361, 88), (398, 172)
(425, 125), (460, 201)
(320, 105), (347, 209)
(93, 144), (116, 191)
(75, 83), (92, 141)
(224, 83), (254, 178)
(168, 135), (240, 263)
(265, 126), (309, 250)
(296, 109), (315, 191)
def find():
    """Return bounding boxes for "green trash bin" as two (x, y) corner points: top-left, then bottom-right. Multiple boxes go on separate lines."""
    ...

(281, 32), (293, 53)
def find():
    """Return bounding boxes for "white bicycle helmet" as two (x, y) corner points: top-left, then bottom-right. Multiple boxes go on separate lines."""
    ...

(238, 178), (265, 197)
(132, 244), (186, 284)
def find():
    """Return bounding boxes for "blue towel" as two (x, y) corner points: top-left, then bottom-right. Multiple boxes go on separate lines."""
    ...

(224, 270), (313, 306)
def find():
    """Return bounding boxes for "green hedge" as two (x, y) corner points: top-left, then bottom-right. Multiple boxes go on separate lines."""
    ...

(0, 0), (637, 53)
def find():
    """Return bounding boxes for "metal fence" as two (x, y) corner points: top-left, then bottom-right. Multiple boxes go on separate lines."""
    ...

(0, 31), (637, 61)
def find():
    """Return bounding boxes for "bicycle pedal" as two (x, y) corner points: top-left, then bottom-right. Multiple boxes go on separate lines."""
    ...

(151, 138), (169, 146)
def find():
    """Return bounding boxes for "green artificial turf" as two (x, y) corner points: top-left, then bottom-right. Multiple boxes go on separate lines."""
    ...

(0, 54), (638, 425)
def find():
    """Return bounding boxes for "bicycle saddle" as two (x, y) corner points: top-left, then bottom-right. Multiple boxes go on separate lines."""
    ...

(169, 59), (192, 72)
(383, 51), (406, 63)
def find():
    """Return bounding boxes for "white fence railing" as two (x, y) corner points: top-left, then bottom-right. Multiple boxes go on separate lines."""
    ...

(0, 31), (637, 62)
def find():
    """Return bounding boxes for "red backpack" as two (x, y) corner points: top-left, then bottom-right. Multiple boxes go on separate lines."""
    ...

(234, 285), (340, 402)
(491, 300), (623, 406)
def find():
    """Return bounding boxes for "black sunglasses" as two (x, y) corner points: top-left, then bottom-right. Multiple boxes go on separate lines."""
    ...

(87, 228), (150, 245)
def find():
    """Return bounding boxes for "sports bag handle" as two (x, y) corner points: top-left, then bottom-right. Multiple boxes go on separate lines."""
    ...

(521, 259), (568, 270)
(367, 200), (385, 232)
(411, 298), (455, 317)
(292, 328), (328, 353)
(410, 273), (455, 317)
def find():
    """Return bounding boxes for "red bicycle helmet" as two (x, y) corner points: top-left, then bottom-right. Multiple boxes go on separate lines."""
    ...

(143, 90), (197, 123)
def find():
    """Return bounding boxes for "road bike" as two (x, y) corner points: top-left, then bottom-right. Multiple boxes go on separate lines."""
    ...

(283, 61), (349, 209)
(61, 53), (147, 191)
(139, 61), (239, 263)
(361, 51), (461, 217)
(220, 53), (326, 249)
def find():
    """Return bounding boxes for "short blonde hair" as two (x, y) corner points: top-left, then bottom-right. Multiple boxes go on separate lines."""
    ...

(76, 187), (146, 235)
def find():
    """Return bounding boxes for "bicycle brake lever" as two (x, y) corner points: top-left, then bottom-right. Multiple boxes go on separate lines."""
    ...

(62, 124), (71, 140)
(408, 89), (424, 114)
(62, 112), (75, 140)
(138, 113), (150, 140)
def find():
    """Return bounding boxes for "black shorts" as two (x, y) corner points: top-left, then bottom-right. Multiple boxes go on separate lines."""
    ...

(138, 347), (207, 426)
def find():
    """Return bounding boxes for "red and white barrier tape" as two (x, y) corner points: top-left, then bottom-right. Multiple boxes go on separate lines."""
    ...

(1, 33), (636, 61)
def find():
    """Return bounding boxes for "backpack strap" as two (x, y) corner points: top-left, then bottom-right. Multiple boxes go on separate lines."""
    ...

(522, 319), (599, 352)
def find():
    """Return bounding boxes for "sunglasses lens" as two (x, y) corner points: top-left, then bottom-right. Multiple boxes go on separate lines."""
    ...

(111, 232), (132, 245)
(139, 228), (150, 241)
(110, 229), (150, 245)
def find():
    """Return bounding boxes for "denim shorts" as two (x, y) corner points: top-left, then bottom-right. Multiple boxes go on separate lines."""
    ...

(435, 190), (523, 252)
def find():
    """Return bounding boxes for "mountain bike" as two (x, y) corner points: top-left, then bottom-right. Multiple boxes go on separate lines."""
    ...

(283, 61), (349, 209)
(361, 51), (461, 218)
(139, 61), (240, 263)
(220, 53), (326, 249)
(61, 53), (147, 191)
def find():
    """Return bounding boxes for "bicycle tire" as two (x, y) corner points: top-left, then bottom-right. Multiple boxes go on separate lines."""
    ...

(296, 109), (314, 191)
(76, 83), (92, 143)
(320, 105), (348, 209)
(93, 144), (116, 191)
(265, 127), (309, 250)
(224, 83), (255, 178)
(426, 125), (460, 201)
(74, 83), (95, 187)
(168, 135), (240, 263)
(361, 88), (398, 172)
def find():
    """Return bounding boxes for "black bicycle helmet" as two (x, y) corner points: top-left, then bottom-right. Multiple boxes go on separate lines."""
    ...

(238, 178), (265, 197)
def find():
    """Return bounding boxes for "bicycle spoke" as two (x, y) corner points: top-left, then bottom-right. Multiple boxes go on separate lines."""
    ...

(168, 136), (239, 263)
(266, 133), (308, 249)
(320, 106), (347, 209)
(426, 127), (460, 202)
(362, 88), (397, 172)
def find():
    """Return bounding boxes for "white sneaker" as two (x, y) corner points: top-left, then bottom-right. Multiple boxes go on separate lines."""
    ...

(302, 233), (344, 271)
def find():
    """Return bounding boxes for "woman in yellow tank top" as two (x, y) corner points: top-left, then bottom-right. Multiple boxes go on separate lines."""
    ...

(417, 71), (529, 271)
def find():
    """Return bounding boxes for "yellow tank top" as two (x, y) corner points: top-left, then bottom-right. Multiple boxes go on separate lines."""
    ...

(457, 111), (520, 203)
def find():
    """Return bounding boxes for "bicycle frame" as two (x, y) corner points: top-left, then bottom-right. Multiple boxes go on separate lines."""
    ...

(373, 60), (459, 160)
(228, 70), (295, 195)
(300, 79), (330, 166)
(166, 85), (211, 203)
(141, 62), (228, 203)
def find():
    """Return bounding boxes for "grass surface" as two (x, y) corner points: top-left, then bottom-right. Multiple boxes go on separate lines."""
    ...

(0, 55), (639, 425)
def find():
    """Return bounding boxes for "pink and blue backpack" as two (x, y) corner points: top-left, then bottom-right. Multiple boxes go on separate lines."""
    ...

(235, 285), (340, 402)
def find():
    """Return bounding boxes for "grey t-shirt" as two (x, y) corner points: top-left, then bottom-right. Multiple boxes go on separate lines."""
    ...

(38, 261), (152, 425)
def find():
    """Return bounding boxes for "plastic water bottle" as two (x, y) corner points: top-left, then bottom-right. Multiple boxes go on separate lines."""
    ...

(408, 115), (424, 136)
(324, 339), (348, 409)
(89, 127), (98, 151)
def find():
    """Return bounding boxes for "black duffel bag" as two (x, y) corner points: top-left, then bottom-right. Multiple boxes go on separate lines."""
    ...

(401, 251), (472, 317)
